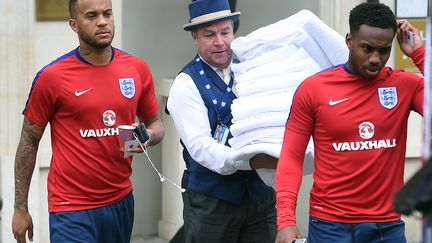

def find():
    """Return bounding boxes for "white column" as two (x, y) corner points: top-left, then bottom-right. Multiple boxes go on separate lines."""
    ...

(112, 1), (123, 48)
(0, 1), (124, 242)
(319, 0), (363, 36)
(0, 0), (33, 154)
(0, 1), (37, 242)
(155, 79), (185, 240)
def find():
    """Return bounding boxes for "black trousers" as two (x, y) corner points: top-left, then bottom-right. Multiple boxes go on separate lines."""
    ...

(182, 190), (277, 243)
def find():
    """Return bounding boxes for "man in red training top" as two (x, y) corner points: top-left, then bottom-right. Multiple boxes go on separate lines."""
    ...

(275, 2), (424, 243)
(11, 0), (164, 242)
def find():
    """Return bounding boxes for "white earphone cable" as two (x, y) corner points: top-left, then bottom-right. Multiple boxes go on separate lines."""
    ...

(133, 133), (185, 193)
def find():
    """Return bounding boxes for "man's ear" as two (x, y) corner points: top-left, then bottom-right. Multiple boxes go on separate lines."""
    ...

(345, 33), (353, 49)
(191, 31), (197, 40)
(191, 31), (198, 47)
(69, 19), (78, 33)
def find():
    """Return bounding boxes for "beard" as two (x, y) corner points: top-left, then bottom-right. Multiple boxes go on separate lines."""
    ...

(78, 29), (115, 50)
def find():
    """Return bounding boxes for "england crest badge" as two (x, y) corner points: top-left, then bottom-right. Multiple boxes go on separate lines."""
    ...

(119, 78), (135, 98)
(378, 87), (398, 109)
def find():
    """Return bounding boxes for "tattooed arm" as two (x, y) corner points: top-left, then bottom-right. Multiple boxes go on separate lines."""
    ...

(12, 118), (45, 243)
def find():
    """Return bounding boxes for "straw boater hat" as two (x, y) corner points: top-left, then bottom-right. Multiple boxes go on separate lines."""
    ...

(183, 0), (240, 31)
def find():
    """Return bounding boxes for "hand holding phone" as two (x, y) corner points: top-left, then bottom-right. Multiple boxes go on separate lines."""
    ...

(407, 31), (414, 47)
(134, 123), (149, 143)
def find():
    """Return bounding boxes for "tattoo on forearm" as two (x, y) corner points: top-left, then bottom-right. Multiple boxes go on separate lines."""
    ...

(14, 119), (45, 209)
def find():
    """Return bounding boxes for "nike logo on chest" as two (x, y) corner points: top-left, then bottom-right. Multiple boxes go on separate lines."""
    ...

(329, 98), (349, 106)
(75, 88), (92, 97)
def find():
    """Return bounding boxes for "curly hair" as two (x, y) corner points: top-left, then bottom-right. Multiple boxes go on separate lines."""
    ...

(349, 2), (397, 35)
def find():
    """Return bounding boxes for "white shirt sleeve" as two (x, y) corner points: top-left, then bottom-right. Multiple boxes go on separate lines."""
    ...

(167, 72), (251, 175)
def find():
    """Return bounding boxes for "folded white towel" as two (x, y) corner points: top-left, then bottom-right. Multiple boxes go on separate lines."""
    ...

(232, 17), (300, 61)
(230, 143), (282, 162)
(227, 10), (350, 187)
(234, 48), (321, 85)
(231, 91), (294, 119)
(231, 45), (298, 76)
(292, 30), (332, 69)
(232, 102), (289, 120)
(231, 136), (282, 150)
(232, 110), (289, 123)
(230, 111), (289, 137)
(231, 10), (348, 66)
(301, 12), (348, 65)
(235, 71), (312, 97)
(229, 127), (285, 149)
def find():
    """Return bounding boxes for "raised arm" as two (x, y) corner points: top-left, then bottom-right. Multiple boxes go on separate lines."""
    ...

(397, 19), (423, 55)
(397, 19), (425, 74)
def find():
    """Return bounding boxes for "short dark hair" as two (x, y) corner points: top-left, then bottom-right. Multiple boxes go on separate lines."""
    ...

(69, 0), (78, 18)
(349, 2), (397, 35)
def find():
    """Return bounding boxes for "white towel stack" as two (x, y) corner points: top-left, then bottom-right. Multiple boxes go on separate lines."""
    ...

(228, 10), (349, 187)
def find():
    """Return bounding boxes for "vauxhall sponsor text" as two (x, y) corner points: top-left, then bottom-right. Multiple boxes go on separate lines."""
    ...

(333, 139), (397, 152)
(80, 127), (119, 138)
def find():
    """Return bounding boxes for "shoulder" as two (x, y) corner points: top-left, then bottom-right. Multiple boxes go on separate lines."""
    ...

(388, 67), (423, 85)
(113, 48), (150, 70)
(172, 72), (195, 89)
(314, 64), (345, 78)
(294, 65), (346, 99)
(168, 72), (200, 107)
(42, 49), (77, 71)
(36, 49), (77, 80)
(180, 55), (200, 74)
(170, 72), (202, 98)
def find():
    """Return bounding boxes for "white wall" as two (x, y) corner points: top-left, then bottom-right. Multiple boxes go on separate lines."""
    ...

(236, 0), (319, 37)
(122, 0), (320, 80)
(122, 0), (194, 80)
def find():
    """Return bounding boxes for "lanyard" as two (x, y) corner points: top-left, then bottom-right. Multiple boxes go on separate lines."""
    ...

(194, 57), (233, 121)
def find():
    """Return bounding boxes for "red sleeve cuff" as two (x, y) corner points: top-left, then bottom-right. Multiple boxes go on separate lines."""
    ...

(411, 46), (425, 74)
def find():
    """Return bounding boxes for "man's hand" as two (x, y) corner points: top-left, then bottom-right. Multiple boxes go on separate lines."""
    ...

(127, 113), (165, 154)
(275, 225), (302, 243)
(249, 154), (278, 169)
(12, 208), (34, 243)
(397, 19), (423, 57)
(124, 123), (146, 153)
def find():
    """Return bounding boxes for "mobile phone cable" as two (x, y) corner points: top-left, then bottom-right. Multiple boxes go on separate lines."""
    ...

(133, 133), (186, 193)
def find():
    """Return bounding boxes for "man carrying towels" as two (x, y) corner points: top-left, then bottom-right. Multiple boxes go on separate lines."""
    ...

(167, 0), (277, 242)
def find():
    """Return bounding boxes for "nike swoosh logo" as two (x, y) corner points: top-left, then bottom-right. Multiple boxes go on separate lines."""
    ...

(75, 88), (92, 97)
(329, 98), (349, 106)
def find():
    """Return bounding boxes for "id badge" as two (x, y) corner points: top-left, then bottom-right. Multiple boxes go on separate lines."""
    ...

(213, 124), (229, 144)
